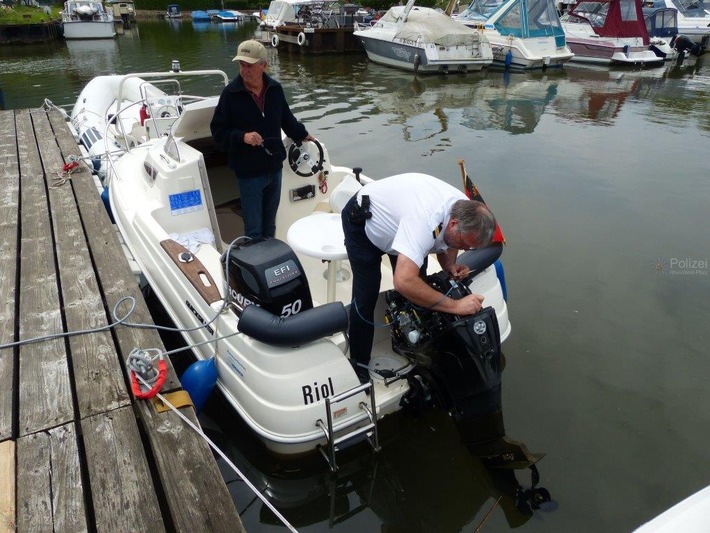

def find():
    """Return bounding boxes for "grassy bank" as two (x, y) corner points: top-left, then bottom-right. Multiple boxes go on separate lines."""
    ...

(0, 5), (61, 24)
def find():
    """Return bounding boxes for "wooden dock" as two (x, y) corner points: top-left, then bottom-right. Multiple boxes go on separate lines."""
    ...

(0, 108), (244, 532)
(270, 25), (364, 54)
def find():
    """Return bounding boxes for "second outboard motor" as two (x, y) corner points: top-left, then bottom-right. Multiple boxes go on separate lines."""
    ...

(222, 237), (313, 316)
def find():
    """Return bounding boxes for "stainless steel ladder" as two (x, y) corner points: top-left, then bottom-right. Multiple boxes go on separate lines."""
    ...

(316, 380), (380, 472)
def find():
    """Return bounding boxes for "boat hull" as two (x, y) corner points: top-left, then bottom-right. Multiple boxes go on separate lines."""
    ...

(63, 21), (115, 39)
(488, 40), (574, 69)
(355, 35), (491, 73)
(566, 38), (664, 65)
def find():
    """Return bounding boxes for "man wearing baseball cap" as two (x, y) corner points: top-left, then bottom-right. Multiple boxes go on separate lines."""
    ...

(211, 39), (315, 239)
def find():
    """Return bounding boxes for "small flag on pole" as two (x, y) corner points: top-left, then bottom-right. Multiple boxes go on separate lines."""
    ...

(458, 159), (506, 245)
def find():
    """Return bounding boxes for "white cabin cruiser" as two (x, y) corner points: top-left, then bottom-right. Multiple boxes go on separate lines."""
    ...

(90, 67), (511, 467)
(454, 0), (574, 69)
(62, 0), (116, 40)
(354, 0), (493, 74)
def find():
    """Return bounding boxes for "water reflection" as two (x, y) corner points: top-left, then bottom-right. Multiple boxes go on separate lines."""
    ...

(65, 38), (119, 73)
(192, 20), (245, 33)
(201, 392), (554, 532)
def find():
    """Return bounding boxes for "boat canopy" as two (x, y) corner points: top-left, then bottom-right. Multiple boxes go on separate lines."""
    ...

(567, 0), (650, 41)
(642, 6), (678, 38)
(487, 0), (567, 46)
(383, 6), (483, 46)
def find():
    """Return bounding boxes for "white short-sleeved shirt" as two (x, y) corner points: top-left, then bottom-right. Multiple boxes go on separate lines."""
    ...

(358, 173), (467, 267)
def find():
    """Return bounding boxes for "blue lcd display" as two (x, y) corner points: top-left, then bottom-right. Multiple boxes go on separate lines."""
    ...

(169, 190), (203, 215)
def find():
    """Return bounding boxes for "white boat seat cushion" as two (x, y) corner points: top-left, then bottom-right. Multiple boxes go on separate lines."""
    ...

(329, 174), (362, 213)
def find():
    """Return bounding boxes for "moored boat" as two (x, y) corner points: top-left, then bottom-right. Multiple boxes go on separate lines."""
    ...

(62, 0), (116, 40)
(70, 65), (514, 467)
(454, 0), (575, 69)
(651, 0), (710, 43)
(560, 0), (666, 66)
(354, 0), (493, 74)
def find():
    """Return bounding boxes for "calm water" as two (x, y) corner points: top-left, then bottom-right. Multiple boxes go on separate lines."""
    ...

(3, 20), (710, 533)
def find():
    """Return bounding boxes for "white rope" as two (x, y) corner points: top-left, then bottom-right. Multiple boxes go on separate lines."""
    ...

(134, 373), (299, 533)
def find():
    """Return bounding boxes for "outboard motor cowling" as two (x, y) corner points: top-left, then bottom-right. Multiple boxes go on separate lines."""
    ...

(222, 237), (313, 316)
(385, 271), (504, 448)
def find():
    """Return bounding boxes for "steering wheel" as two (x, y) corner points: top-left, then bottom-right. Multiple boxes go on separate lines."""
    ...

(287, 138), (325, 177)
(155, 105), (178, 118)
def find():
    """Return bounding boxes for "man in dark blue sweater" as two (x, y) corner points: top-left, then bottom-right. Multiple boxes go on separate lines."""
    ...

(211, 39), (314, 239)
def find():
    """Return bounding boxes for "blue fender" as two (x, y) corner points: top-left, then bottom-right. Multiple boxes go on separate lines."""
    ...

(494, 259), (508, 302)
(181, 357), (218, 413)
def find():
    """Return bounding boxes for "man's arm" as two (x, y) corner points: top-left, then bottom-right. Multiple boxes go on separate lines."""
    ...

(393, 254), (483, 315)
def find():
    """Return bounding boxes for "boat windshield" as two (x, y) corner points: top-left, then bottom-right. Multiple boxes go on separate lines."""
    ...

(493, 0), (566, 37)
(673, 0), (710, 17)
(568, 1), (610, 26)
(457, 0), (506, 20)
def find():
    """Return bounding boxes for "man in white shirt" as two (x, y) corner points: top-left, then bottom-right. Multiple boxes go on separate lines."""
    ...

(341, 173), (497, 382)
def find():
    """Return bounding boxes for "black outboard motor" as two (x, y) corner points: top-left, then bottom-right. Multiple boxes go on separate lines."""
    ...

(385, 271), (502, 435)
(222, 237), (313, 316)
(672, 34), (708, 58)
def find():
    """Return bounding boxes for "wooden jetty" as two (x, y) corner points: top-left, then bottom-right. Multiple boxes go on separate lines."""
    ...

(0, 108), (244, 532)
(270, 24), (364, 54)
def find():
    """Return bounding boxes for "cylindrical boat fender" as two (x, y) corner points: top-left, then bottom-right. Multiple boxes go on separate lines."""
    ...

(181, 357), (218, 413)
(297, 32), (306, 46)
(271, 34), (279, 47)
(505, 49), (513, 68)
(494, 259), (507, 302)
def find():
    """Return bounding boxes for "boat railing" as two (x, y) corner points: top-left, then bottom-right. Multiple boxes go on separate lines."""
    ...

(110, 68), (229, 147)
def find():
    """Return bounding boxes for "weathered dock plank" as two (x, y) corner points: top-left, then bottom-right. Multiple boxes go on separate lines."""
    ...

(82, 407), (165, 532)
(15, 108), (73, 436)
(16, 424), (87, 532)
(33, 109), (131, 418)
(0, 439), (15, 532)
(45, 110), (182, 394)
(0, 110), (18, 441)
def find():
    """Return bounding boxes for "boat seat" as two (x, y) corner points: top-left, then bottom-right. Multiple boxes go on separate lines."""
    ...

(126, 123), (148, 147)
(313, 173), (362, 214)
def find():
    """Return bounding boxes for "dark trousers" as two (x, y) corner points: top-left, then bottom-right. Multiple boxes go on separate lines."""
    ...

(341, 195), (397, 365)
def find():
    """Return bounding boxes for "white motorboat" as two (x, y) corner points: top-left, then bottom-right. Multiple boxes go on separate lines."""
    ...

(353, 0), (493, 74)
(454, 0), (575, 69)
(560, 0), (666, 65)
(260, 0), (323, 30)
(78, 67), (512, 466)
(634, 484), (710, 532)
(62, 0), (116, 40)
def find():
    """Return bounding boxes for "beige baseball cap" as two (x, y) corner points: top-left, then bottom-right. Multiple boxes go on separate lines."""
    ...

(232, 40), (267, 64)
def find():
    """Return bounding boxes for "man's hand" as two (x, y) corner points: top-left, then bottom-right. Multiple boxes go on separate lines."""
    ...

(244, 131), (263, 146)
(452, 293), (484, 315)
(447, 263), (470, 281)
(394, 255), (483, 316)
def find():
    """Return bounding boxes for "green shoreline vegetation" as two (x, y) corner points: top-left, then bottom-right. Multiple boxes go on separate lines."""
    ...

(0, 4), (61, 24)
